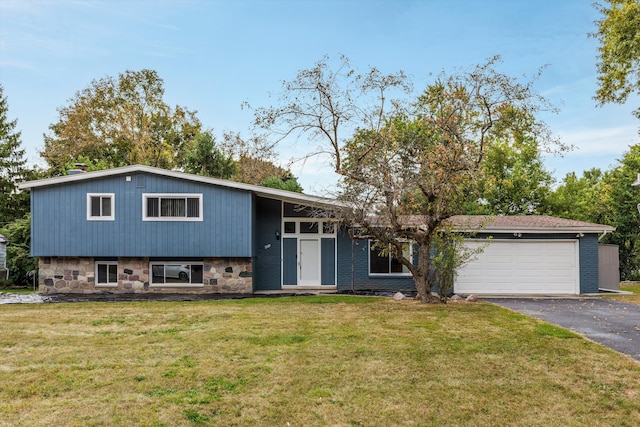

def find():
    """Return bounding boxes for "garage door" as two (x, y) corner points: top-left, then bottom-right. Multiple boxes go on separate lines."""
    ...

(454, 240), (579, 295)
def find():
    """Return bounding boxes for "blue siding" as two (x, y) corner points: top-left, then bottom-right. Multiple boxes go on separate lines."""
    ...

(253, 197), (282, 291)
(579, 234), (600, 293)
(31, 173), (252, 257)
(321, 238), (336, 285)
(282, 238), (297, 285)
(336, 228), (416, 292)
(337, 229), (601, 294)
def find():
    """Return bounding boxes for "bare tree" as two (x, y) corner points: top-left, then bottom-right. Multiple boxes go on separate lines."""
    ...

(251, 56), (564, 302)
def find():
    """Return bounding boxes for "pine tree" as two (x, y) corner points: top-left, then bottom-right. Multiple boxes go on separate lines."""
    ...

(0, 85), (29, 224)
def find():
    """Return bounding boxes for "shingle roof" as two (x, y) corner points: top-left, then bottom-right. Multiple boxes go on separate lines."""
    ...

(447, 215), (615, 233)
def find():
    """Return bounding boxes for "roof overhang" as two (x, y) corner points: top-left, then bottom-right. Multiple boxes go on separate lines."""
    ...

(18, 164), (345, 208)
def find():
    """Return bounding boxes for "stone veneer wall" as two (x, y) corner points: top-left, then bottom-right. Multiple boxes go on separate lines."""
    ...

(38, 257), (252, 294)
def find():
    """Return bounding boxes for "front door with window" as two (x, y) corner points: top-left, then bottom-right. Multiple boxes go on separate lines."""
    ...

(281, 205), (336, 288)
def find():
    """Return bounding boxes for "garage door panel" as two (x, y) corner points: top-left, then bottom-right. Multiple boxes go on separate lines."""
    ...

(454, 240), (578, 295)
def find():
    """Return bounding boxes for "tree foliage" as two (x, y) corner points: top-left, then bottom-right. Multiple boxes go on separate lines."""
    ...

(463, 109), (555, 215)
(42, 69), (201, 173)
(591, 0), (640, 119)
(548, 168), (609, 223)
(0, 85), (34, 224)
(183, 131), (236, 179)
(218, 132), (303, 192)
(600, 145), (640, 280)
(0, 215), (37, 288)
(253, 56), (562, 301)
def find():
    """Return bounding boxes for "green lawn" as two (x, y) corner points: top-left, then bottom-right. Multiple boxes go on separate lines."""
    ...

(0, 296), (638, 426)
(606, 282), (640, 304)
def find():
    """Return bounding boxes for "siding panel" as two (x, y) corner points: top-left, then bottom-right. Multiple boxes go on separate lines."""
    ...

(31, 173), (253, 257)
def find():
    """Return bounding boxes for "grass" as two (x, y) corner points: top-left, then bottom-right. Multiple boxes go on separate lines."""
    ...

(605, 282), (640, 304)
(0, 296), (638, 426)
(0, 287), (37, 294)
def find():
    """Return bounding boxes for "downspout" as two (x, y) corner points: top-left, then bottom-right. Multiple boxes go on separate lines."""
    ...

(351, 234), (355, 292)
(598, 229), (609, 242)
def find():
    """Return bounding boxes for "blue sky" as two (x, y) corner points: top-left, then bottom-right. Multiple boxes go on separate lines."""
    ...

(1, 0), (638, 194)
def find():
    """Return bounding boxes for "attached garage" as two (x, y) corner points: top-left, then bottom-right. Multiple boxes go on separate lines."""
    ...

(449, 215), (615, 296)
(455, 240), (579, 295)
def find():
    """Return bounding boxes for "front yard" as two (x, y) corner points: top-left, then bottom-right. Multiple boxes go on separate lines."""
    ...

(1, 296), (638, 426)
(607, 282), (640, 304)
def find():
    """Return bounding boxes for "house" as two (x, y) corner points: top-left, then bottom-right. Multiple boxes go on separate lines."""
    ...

(18, 165), (614, 296)
(0, 233), (7, 280)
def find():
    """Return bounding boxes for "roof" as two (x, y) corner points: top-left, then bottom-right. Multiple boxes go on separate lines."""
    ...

(447, 215), (615, 234)
(17, 164), (343, 207)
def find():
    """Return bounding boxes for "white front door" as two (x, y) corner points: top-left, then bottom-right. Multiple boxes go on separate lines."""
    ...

(299, 238), (320, 285)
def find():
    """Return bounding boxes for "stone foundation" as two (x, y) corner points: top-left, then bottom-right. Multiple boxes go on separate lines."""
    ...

(38, 257), (252, 295)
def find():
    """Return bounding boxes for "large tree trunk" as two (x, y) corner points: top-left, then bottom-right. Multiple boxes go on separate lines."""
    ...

(415, 241), (440, 303)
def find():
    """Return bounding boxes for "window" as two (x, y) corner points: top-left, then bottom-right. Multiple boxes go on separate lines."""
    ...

(369, 241), (412, 275)
(95, 261), (118, 287)
(143, 194), (203, 221)
(300, 221), (319, 234)
(284, 222), (296, 234)
(150, 262), (204, 286)
(87, 193), (114, 220)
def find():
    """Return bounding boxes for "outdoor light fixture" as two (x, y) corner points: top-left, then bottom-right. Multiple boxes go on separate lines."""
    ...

(275, 230), (280, 240)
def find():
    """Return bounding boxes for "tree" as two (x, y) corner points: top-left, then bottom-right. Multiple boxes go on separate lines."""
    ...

(253, 56), (563, 302)
(0, 85), (32, 224)
(220, 131), (304, 192)
(599, 145), (640, 280)
(591, 0), (640, 119)
(260, 172), (304, 193)
(0, 215), (37, 288)
(42, 69), (201, 173)
(463, 109), (555, 215)
(183, 131), (236, 179)
(547, 168), (609, 223)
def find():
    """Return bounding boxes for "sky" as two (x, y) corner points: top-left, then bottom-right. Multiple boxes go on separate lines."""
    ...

(0, 0), (638, 195)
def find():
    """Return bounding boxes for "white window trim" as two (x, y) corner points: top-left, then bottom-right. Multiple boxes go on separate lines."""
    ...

(149, 261), (205, 287)
(95, 261), (118, 287)
(368, 240), (413, 277)
(281, 219), (337, 237)
(142, 193), (203, 222)
(87, 193), (115, 221)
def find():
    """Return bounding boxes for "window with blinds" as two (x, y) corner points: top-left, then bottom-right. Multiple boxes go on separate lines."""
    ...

(143, 194), (203, 221)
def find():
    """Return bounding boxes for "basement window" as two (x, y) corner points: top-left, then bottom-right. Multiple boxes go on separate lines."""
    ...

(95, 261), (118, 287)
(150, 262), (204, 287)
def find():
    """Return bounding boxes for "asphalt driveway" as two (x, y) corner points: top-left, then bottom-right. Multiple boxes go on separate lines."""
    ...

(488, 298), (640, 362)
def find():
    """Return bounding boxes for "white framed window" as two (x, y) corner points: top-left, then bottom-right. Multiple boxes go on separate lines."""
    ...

(142, 194), (203, 221)
(149, 262), (204, 287)
(368, 240), (412, 276)
(282, 220), (337, 236)
(95, 261), (118, 287)
(87, 193), (115, 221)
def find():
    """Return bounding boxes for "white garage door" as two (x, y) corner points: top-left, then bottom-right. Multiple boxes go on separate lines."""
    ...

(454, 240), (579, 295)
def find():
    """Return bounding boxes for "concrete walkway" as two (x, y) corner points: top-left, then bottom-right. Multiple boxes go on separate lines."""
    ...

(488, 298), (640, 362)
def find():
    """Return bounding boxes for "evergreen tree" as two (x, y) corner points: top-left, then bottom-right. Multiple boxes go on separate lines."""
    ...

(0, 85), (30, 224)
